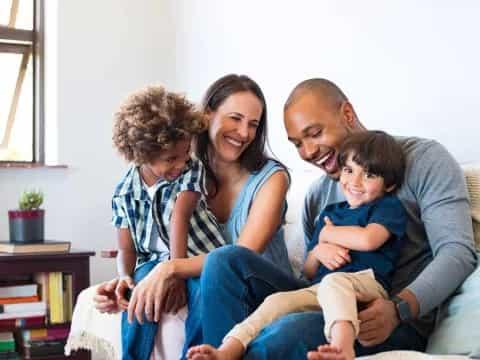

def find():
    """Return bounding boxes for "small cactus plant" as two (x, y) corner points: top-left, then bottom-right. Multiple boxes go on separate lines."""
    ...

(18, 190), (44, 210)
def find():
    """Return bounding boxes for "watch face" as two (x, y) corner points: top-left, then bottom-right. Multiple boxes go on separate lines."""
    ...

(397, 299), (412, 322)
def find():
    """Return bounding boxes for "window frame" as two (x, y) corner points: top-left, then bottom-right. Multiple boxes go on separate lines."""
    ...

(0, 0), (44, 164)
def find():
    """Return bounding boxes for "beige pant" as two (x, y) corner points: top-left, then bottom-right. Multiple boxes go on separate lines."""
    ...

(225, 269), (388, 348)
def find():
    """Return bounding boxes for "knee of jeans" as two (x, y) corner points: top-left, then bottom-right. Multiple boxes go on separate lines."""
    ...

(204, 245), (246, 273)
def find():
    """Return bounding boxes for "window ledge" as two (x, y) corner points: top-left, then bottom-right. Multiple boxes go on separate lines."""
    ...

(0, 162), (68, 169)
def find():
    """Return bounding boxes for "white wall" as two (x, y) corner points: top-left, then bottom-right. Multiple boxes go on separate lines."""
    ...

(172, 0), (480, 172)
(0, 0), (177, 284)
(1, 1), (479, 283)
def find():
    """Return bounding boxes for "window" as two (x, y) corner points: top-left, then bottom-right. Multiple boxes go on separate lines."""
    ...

(0, 0), (43, 163)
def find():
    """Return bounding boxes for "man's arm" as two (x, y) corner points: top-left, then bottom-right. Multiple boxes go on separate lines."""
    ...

(301, 178), (324, 247)
(358, 141), (477, 346)
(403, 142), (477, 317)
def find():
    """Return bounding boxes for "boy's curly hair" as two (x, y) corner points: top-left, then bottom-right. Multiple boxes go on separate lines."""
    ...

(113, 86), (206, 164)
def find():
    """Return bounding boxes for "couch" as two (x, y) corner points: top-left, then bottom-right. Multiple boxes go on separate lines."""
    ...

(65, 165), (480, 359)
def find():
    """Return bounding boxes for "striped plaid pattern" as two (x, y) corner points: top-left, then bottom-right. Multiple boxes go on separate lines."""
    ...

(112, 165), (163, 266)
(152, 157), (226, 256)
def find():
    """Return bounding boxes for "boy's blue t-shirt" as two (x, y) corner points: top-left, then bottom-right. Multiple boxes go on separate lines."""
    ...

(306, 194), (407, 292)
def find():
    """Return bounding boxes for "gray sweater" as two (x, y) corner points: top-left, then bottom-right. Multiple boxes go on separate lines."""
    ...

(302, 136), (477, 337)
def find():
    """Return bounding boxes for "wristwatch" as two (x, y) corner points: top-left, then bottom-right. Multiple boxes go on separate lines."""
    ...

(391, 295), (412, 323)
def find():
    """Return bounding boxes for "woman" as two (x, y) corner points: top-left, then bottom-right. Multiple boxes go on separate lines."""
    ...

(93, 74), (292, 359)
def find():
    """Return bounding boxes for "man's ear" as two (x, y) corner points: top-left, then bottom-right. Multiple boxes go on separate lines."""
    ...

(385, 184), (396, 193)
(340, 101), (357, 129)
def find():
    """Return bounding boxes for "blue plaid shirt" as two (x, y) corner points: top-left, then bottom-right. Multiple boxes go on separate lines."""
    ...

(152, 158), (226, 256)
(112, 165), (162, 266)
(112, 157), (225, 267)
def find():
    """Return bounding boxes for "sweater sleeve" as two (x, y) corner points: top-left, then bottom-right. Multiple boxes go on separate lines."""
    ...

(302, 178), (325, 247)
(405, 142), (477, 316)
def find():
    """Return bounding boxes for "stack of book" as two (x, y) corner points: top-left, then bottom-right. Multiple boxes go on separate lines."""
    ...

(18, 327), (70, 359)
(36, 272), (73, 324)
(0, 241), (70, 254)
(0, 272), (74, 357)
(0, 285), (46, 331)
(0, 332), (19, 359)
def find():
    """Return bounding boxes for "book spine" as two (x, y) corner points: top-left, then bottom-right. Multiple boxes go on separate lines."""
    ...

(0, 310), (46, 320)
(0, 316), (45, 331)
(0, 284), (37, 298)
(0, 296), (39, 305)
(22, 326), (69, 341)
(0, 340), (15, 352)
(0, 301), (46, 314)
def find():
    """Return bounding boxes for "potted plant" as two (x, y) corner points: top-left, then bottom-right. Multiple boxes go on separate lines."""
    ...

(8, 190), (45, 243)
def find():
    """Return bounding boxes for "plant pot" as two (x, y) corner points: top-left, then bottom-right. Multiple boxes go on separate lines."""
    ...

(8, 209), (45, 243)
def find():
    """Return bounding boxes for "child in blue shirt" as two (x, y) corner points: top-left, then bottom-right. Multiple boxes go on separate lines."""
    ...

(111, 86), (226, 359)
(187, 130), (406, 360)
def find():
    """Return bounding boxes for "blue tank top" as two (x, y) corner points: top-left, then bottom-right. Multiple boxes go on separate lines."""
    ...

(220, 160), (293, 275)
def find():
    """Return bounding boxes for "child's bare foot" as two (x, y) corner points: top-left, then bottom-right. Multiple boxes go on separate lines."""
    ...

(187, 341), (245, 360)
(187, 345), (226, 360)
(307, 344), (354, 360)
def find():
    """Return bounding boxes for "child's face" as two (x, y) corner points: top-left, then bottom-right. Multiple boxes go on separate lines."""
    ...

(339, 155), (393, 208)
(146, 139), (191, 182)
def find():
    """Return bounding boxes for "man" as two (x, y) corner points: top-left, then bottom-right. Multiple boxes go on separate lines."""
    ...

(192, 79), (477, 359)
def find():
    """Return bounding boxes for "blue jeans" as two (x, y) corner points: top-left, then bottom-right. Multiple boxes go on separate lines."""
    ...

(121, 260), (159, 360)
(121, 260), (201, 360)
(187, 245), (427, 360)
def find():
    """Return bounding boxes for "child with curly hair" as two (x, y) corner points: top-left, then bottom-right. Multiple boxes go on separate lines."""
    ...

(111, 86), (226, 359)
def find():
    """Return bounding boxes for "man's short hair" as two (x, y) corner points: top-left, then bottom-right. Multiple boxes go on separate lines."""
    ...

(284, 78), (349, 112)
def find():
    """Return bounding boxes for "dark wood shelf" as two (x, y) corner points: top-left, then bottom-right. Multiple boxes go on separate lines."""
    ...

(19, 349), (89, 360)
(0, 322), (72, 333)
(0, 249), (95, 360)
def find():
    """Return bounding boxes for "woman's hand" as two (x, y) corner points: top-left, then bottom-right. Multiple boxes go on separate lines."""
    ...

(127, 261), (187, 324)
(93, 278), (122, 314)
(312, 242), (351, 270)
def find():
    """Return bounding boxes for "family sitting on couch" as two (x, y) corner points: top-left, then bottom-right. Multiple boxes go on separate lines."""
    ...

(81, 75), (478, 359)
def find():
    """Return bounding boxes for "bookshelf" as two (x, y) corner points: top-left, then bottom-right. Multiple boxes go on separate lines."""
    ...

(0, 249), (95, 359)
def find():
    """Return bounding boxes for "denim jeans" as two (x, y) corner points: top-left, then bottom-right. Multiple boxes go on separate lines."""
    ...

(121, 260), (160, 360)
(182, 277), (201, 356)
(122, 260), (200, 360)
(186, 245), (427, 360)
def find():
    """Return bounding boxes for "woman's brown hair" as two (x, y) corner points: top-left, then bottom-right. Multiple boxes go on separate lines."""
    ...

(196, 74), (276, 194)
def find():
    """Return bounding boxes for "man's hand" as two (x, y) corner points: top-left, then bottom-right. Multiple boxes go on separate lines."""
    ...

(127, 261), (187, 324)
(311, 242), (351, 271)
(358, 297), (399, 346)
(93, 278), (122, 314)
